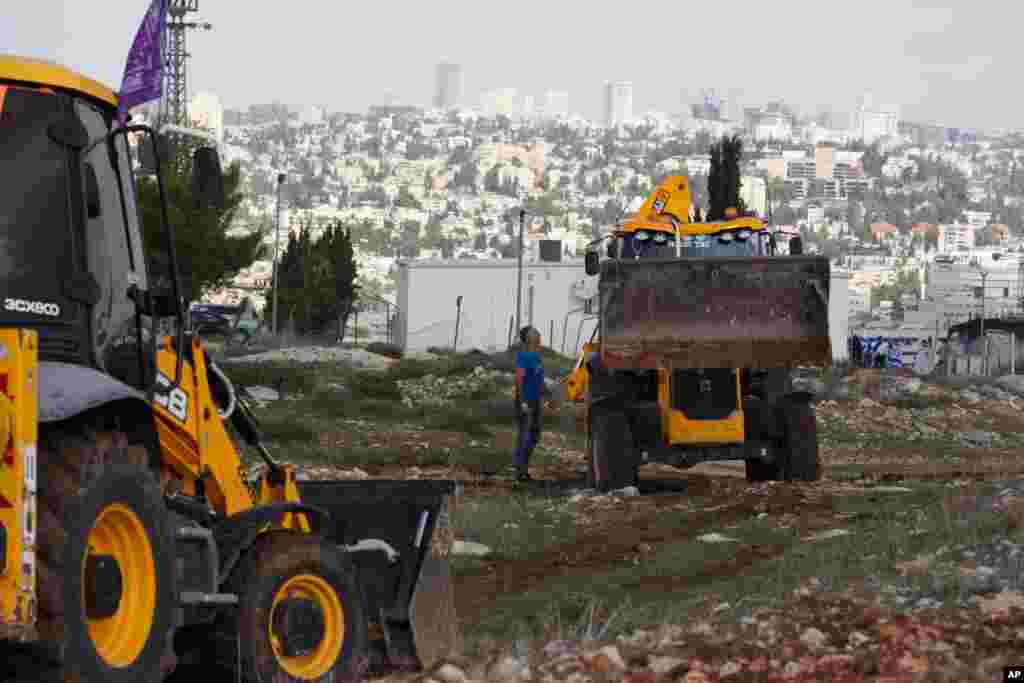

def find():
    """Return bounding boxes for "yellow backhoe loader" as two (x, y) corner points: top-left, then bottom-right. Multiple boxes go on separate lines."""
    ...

(0, 54), (459, 682)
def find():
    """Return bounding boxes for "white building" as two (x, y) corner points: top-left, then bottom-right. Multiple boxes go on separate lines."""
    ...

(853, 94), (899, 145)
(603, 81), (633, 128)
(849, 288), (870, 316)
(479, 89), (519, 117)
(542, 90), (570, 119)
(938, 224), (976, 253)
(396, 259), (851, 361)
(189, 91), (224, 143)
(299, 105), (325, 127)
(740, 176), (767, 216)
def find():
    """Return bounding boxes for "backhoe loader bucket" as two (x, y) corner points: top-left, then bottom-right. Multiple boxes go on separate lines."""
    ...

(598, 255), (832, 370)
(296, 480), (461, 673)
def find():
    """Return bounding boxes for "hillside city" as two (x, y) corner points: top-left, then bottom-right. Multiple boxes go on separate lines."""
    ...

(144, 70), (1024, 347)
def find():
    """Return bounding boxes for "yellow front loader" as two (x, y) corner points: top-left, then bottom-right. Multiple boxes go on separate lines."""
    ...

(566, 173), (831, 491)
(0, 55), (459, 682)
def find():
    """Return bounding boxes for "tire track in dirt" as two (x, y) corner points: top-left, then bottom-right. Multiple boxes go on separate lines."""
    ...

(453, 474), (840, 624)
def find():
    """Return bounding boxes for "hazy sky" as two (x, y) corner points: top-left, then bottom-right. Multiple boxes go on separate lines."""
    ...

(3, 1), (1011, 130)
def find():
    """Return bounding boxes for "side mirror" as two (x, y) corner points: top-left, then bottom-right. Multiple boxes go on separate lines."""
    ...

(606, 241), (618, 259)
(789, 235), (803, 255)
(192, 146), (225, 209)
(585, 251), (600, 276)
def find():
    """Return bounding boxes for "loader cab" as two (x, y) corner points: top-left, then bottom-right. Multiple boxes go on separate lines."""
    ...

(610, 223), (768, 261)
(0, 55), (223, 391)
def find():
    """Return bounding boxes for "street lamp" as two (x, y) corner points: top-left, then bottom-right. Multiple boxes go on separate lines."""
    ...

(272, 173), (286, 335)
(973, 263), (989, 374)
(514, 206), (526, 341)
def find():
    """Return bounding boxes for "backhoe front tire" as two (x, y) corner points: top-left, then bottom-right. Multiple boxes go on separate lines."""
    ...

(229, 532), (369, 683)
(32, 425), (178, 683)
(586, 405), (638, 492)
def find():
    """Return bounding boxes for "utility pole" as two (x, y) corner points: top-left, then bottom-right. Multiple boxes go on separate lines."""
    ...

(980, 269), (989, 375)
(272, 173), (286, 335)
(514, 208), (526, 342)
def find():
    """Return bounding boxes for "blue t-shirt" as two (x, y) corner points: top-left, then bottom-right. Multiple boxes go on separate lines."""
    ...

(517, 351), (545, 402)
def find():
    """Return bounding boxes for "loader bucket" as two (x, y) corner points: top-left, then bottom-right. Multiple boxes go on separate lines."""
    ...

(296, 480), (461, 673)
(598, 255), (832, 370)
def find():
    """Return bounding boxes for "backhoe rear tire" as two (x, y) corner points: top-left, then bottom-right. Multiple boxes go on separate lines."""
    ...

(227, 531), (369, 683)
(29, 424), (178, 683)
(586, 405), (638, 492)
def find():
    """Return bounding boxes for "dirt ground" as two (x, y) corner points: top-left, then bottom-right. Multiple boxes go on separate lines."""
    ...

(245, 364), (1024, 680)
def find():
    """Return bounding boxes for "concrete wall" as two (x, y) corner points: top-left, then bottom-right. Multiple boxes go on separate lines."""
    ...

(829, 271), (850, 361)
(396, 259), (594, 353)
(397, 259), (851, 361)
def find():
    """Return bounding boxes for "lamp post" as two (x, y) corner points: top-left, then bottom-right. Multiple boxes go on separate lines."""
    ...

(980, 269), (989, 375)
(514, 207), (526, 342)
(271, 173), (286, 335)
(972, 264), (989, 375)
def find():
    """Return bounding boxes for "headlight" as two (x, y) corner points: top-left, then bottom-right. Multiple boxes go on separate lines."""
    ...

(737, 230), (752, 240)
(653, 232), (668, 243)
(634, 230), (651, 241)
(718, 232), (735, 242)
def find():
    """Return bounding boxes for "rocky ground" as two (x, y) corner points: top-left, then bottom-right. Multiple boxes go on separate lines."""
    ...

(217, 350), (1024, 682)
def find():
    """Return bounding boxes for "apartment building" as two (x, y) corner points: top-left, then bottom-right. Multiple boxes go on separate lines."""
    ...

(938, 224), (976, 253)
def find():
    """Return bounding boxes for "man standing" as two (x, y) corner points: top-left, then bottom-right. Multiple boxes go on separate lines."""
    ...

(877, 338), (890, 369)
(513, 326), (545, 482)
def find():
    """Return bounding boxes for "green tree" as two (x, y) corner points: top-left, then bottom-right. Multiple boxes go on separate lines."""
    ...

(264, 229), (303, 332)
(484, 164), (503, 193)
(395, 187), (422, 209)
(706, 135), (746, 221)
(319, 222), (360, 341)
(452, 162), (479, 190)
(526, 190), (564, 217)
(860, 144), (886, 177)
(135, 136), (265, 304)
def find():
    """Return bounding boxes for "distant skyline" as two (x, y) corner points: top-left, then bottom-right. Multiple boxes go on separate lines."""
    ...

(4, 1), (1013, 131)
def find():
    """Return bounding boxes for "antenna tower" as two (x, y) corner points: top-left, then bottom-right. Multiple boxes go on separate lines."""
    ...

(159, 0), (212, 132)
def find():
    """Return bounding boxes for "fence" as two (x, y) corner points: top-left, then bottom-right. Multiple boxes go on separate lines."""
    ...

(944, 331), (1018, 377)
(339, 293), (399, 346)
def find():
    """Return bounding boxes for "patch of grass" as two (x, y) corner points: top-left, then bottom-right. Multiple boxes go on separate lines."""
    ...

(222, 361), (330, 395)
(255, 413), (322, 444)
(887, 394), (955, 410)
(422, 404), (495, 438)
(458, 479), (1018, 649)
(827, 464), (870, 481)
(450, 493), (580, 574)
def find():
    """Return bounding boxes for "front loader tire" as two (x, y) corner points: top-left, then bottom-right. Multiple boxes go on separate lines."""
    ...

(228, 532), (369, 683)
(778, 399), (820, 482)
(31, 424), (178, 683)
(586, 405), (638, 492)
(745, 399), (820, 483)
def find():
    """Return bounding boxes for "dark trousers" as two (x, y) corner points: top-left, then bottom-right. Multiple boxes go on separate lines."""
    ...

(513, 398), (542, 471)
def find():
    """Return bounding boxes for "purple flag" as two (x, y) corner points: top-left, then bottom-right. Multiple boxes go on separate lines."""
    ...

(115, 0), (170, 125)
